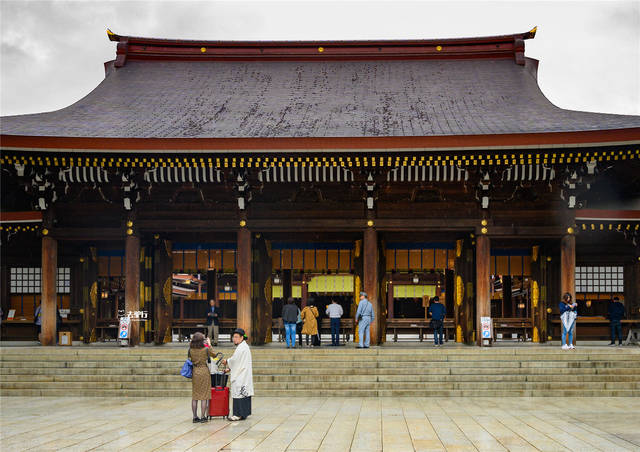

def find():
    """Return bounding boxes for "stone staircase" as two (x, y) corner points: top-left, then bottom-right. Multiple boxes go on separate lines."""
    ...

(1, 346), (639, 397)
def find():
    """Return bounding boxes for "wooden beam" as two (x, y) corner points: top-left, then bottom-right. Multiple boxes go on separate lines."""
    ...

(50, 228), (123, 241)
(41, 236), (58, 346)
(125, 235), (140, 346)
(236, 227), (251, 336)
(363, 227), (380, 344)
(475, 234), (490, 346)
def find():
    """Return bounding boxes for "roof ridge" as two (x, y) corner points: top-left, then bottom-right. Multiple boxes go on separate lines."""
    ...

(106, 27), (538, 67)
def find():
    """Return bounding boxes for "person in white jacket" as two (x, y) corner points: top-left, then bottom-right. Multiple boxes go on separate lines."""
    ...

(222, 328), (254, 421)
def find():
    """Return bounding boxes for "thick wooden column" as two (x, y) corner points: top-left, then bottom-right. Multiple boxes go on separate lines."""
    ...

(282, 269), (292, 300)
(154, 240), (173, 344)
(560, 233), (576, 345)
(251, 234), (272, 345)
(475, 234), (490, 346)
(560, 234), (576, 302)
(363, 227), (381, 344)
(125, 235), (141, 346)
(454, 238), (474, 344)
(530, 245), (548, 343)
(236, 227), (252, 335)
(387, 281), (394, 319)
(81, 247), (98, 343)
(41, 236), (58, 346)
(624, 261), (640, 323)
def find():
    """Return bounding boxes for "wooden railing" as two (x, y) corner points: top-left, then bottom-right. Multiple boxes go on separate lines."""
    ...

(385, 318), (455, 342)
(550, 317), (639, 340)
(492, 317), (533, 341)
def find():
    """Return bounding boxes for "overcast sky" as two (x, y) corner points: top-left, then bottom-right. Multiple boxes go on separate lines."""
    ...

(1, 0), (638, 118)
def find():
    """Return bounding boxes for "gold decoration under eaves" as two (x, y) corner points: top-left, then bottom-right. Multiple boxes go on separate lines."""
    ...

(532, 281), (539, 308)
(264, 277), (273, 304)
(455, 240), (462, 258)
(90, 282), (98, 308)
(163, 277), (172, 306)
(455, 275), (464, 306)
(532, 245), (539, 263)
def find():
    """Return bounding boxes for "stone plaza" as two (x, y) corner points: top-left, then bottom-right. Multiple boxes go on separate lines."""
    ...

(1, 395), (639, 451)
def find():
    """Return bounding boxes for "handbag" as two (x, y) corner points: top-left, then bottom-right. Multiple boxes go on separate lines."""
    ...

(180, 351), (193, 379)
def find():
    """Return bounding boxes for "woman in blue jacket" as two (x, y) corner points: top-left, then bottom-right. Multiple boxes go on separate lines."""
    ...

(559, 293), (578, 350)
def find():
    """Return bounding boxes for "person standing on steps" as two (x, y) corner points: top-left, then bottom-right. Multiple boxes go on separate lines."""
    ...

(559, 292), (578, 350)
(608, 296), (625, 347)
(355, 292), (374, 349)
(206, 299), (220, 346)
(427, 296), (446, 347)
(326, 298), (344, 346)
(296, 302), (303, 347)
(300, 301), (319, 347)
(222, 328), (254, 421)
(189, 332), (215, 423)
(281, 297), (299, 348)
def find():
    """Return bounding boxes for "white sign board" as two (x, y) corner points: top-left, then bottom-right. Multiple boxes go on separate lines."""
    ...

(481, 317), (492, 339)
(118, 316), (130, 339)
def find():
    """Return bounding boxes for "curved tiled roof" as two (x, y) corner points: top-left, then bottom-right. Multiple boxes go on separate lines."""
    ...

(1, 32), (639, 148)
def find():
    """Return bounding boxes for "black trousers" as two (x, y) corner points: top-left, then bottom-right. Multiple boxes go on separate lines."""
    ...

(330, 318), (341, 345)
(611, 320), (623, 344)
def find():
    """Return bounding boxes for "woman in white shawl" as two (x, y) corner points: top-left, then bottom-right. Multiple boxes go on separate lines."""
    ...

(222, 328), (254, 421)
(559, 292), (578, 350)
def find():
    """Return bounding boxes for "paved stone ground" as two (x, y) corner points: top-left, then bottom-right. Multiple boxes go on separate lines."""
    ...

(1, 396), (639, 451)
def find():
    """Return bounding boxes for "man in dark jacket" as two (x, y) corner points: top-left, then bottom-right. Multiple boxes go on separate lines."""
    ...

(281, 297), (299, 349)
(608, 297), (625, 346)
(206, 299), (220, 346)
(427, 296), (446, 347)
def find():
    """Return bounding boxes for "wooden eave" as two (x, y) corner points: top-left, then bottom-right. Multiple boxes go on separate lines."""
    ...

(2, 128), (640, 154)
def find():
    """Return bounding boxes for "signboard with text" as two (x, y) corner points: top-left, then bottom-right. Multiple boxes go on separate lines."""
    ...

(481, 317), (492, 339)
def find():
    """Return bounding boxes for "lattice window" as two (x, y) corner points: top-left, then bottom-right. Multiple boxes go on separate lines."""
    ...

(9, 267), (71, 294)
(575, 266), (624, 293)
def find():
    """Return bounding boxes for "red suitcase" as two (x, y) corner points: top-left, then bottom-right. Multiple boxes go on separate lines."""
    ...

(209, 386), (229, 418)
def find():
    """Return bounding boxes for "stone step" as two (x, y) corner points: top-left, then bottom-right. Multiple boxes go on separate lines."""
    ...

(2, 372), (638, 384)
(2, 359), (638, 370)
(3, 380), (639, 392)
(3, 388), (639, 398)
(1, 365), (638, 377)
(2, 346), (638, 398)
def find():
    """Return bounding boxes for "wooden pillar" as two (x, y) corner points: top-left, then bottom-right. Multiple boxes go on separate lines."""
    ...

(41, 235), (58, 346)
(363, 227), (380, 344)
(81, 247), (98, 343)
(251, 233), (272, 345)
(301, 275), (308, 308)
(454, 239), (474, 343)
(282, 269), (292, 300)
(560, 233), (576, 345)
(624, 261), (640, 321)
(475, 234), (490, 346)
(560, 234), (576, 304)
(387, 281), (394, 319)
(154, 240), (173, 344)
(125, 234), (140, 346)
(236, 227), (251, 335)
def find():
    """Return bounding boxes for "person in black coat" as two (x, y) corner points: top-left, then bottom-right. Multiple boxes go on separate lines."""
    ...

(608, 297), (625, 346)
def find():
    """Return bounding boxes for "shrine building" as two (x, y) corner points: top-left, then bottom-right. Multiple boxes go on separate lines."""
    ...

(1, 27), (639, 346)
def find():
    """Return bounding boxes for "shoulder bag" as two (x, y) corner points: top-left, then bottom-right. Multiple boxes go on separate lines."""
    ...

(180, 350), (193, 379)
